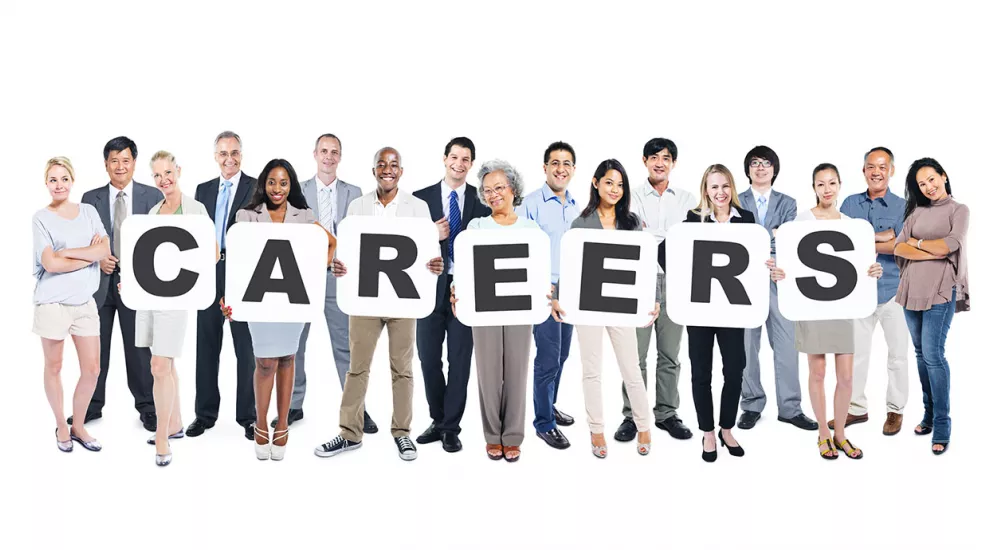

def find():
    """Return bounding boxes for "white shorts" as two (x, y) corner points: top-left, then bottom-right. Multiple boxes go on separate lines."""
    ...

(33, 300), (100, 340)
(135, 310), (188, 358)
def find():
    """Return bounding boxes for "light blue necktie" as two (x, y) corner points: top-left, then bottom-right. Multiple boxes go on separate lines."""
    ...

(757, 195), (768, 225)
(216, 180), (232, 249)
(448, 190), (461, 262)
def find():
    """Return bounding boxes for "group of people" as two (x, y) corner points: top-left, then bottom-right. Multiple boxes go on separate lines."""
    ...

(33, 133), (969, 467)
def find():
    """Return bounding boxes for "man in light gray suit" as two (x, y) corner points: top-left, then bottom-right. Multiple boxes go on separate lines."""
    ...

(736, 145), (817, 431)
(271, 134), (378, 434)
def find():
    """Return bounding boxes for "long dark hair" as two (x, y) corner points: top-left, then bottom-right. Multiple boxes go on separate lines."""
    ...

(244, 158), (309, 212)
(580, 159), (640, 230)
(904, 157), (951, 221)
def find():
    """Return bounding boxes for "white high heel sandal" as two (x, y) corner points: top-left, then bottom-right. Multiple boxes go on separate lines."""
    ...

(254, 425), (271, 460)
(270, 428), (289, 461)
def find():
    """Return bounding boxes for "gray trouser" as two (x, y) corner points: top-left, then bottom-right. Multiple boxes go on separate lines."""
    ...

(740, 280), (803, 418)
(622, 274), (683, 422)
(293, 289), (350, 409)
(473, 325), (532, 447)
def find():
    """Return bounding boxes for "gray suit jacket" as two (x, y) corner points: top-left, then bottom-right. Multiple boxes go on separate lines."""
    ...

(301, 177), (362, 234)
(81, 181), (164, 307)
(738, 187), (797, 255)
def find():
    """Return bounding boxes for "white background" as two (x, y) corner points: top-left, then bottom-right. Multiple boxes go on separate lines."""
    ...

(4, 1), (987, 549)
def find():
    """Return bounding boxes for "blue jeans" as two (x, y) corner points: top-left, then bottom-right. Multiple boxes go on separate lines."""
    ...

(903, 288), (956, 443)
(532, 314), (573, 432)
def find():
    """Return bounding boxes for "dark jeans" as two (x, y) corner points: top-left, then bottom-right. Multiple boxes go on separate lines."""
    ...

(687, 326), (746, 432)
(904, 288), (956, 443)
(532, 314), (573, 432)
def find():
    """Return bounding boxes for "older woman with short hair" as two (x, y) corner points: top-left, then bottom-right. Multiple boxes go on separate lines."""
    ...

(451, 159), (540, 462)
(33, 157), (110, 453)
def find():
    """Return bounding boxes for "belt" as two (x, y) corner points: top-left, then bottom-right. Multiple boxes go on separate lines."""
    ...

(219, 250), (226, 261)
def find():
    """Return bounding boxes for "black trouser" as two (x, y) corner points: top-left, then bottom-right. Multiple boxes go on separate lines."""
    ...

(194, 257), (256, 426)
(687, 325), (746, 432)
(416, 281), (474, 435)
(89, 271), (154, 416)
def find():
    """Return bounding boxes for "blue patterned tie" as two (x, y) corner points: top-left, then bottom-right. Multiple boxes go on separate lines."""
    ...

(216, 180), (232, 249)
(757, 195), (768, 225)
(448, 190), (461, 262)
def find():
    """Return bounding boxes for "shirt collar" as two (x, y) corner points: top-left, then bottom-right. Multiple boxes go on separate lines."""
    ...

(710, 206), (741, 222)
(643, 179), (676, 197)
(220, 171), (242, 187)
(108, 180), (133, 200)
(540, 183), (575, 205)
(374, 192), (399, 208)
(441, 179), (465, 201)
(317, 175), (338, 191)
(857, 188), (891, 206)
(753, 187), (772, 201)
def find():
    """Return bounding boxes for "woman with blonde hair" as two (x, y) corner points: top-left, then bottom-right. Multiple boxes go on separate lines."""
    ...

(33, 157), (110, 453)
(129, 151), (214, 466)
(660, 164), (752, 462)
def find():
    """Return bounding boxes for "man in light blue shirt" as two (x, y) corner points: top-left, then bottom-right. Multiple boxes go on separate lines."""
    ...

(518, 141), (580, 449)
(835, 146), (909, 435)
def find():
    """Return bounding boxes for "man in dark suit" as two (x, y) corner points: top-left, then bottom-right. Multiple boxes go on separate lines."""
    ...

(188, 131), (259, 440)
(412, 137), (490, 452)
(73, 136), (163, 431)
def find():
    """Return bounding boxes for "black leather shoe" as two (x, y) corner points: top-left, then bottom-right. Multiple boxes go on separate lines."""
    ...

(553, 407), (575, 427)
(737, 411), (761, 430)
(778, 413), (818, 431)
(67, 410), (103, 425)
(185, 418), (214, 437)
(613, 417), (637, 442)
(656, 415), (693, 440)
(244, 422), (255, 440)
(536, 428), (571, 450)
(271, 408), (304, 428)
(363, 412), (379, 434)
(441, 431), (462, 453)
(140, 411), (157, 432)
(416, 422), (442, 444)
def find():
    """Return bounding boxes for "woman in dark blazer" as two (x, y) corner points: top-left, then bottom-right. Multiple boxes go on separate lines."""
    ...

(660, 164), (752, 462)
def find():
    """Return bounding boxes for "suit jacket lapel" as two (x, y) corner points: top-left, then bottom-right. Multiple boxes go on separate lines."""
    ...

(766, 190), (779, 228)
(463, 184), (477, 222)
(336, 183), (350, 225)
(201, 178), (220, 222)
(228, 175), (253, 227)
(302, 178), (318, 219)
(95, 185), (111, 234)
(428, 181), (443, 221)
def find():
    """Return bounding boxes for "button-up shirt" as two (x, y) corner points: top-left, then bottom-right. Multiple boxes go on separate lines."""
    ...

(630, 180), (697, 244)
(441, 179), (465, 274)
(317, 175), (338, 230)
(518, 183), (579, 284)
(107, 181), (133, 225)
(840, 189), (906, 304)
(373, 194), (400, 217)
(216, 170), (243, 227)
(709, 207), (741, 223)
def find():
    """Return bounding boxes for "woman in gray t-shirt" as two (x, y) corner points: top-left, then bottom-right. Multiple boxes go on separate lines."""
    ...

(33, 157), (110, 453)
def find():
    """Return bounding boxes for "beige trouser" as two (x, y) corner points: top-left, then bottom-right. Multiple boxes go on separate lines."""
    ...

(473, 325), (532, 447)
(339, 316), (415, 441)
(576, 325), (650, 434)
(850, 300), (910, 416)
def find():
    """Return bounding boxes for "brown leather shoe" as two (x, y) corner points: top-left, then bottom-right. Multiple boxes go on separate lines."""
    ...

(827, 413), (869, 430)
(882, 412), (903, 435)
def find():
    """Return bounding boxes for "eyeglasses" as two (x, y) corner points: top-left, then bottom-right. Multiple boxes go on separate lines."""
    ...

(749, 159), (773, 169)
(547, 160), (574, 169)
(482, 185), (509, 197)
(217, 151), (241, 159)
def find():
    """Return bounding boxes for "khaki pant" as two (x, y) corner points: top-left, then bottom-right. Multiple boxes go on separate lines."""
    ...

(577, 325), (651, 434)
(850, 300), (910, 416)
(339, 316), (415, 441)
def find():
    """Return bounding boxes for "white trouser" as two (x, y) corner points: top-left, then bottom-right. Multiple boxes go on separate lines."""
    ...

(850, 299), (910, 416)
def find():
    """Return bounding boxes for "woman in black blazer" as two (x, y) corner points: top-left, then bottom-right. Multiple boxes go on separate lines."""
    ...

(660, 164), (752, 462)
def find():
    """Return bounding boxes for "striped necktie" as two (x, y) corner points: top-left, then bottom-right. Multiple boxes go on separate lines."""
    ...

(448, 190), (461, 262)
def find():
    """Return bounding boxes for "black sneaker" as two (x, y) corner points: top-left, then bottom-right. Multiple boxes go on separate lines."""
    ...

(314, 435), (362, 458)
(395, 436), (418, 461)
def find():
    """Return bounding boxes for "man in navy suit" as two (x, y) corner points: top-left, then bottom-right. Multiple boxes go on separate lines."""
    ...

(73, 136), (163, 431)
(187, 131), (259, 440)
(412, 137), (491, 452)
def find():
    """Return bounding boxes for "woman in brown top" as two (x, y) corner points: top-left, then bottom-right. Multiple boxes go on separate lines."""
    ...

(893, 158), (969, 455)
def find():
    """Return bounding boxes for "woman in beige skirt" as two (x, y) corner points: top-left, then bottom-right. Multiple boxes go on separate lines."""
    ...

(768, 163), (882, 460)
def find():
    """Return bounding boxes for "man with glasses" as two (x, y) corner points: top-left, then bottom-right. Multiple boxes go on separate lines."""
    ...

(616, 137), (696, 442)
(518, 141), (580, 449)
(736, 145), (817, 431)
(189, 131), (260, 440)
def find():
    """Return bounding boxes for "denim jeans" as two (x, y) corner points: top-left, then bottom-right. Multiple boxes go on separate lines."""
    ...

(532, 314), (573, 432)
(903, 288), (956, 443)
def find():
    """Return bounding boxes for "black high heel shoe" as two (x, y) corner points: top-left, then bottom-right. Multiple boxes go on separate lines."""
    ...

(702, 437), (717, 463)
(718, 431), (745, 457)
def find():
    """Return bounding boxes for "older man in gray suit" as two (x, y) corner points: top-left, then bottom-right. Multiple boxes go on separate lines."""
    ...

(271, 133), (378, 434)
(736, 145), (817, 431)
